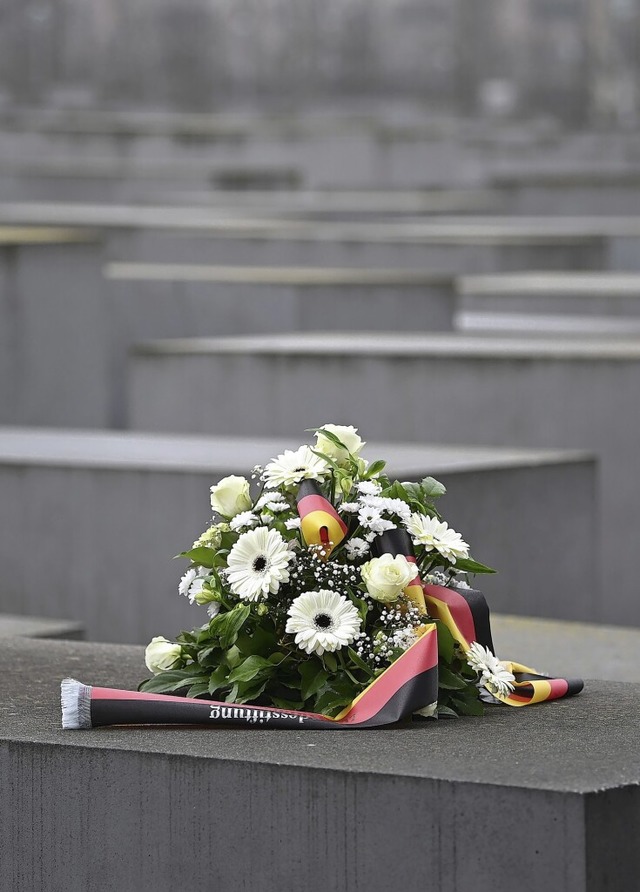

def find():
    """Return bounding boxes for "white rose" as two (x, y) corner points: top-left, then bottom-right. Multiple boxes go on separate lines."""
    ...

(144, 636), (183, 675)
(210, 475), (252, 518)
(315, 424), (364, 465)
(360, 554), (416, 603)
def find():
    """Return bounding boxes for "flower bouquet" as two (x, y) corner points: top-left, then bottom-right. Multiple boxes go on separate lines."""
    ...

(61, 425), (582, 731)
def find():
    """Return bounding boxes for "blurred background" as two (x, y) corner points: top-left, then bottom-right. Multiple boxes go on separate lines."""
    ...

(0, 0), (639, 680)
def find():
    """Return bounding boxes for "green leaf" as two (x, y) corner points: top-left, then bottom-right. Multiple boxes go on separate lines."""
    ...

(322, 652), (338, 673)
(138, 668), (207, 695)
(453, 557), (496, 575)
(437, 666), (468, 690)
(299, 661), (330, 700)
(209, 604), (251, 649)
(235, 679), (269, 704)
(364, 459), (386, 479)
(347, 648), (376, 678)
(208, 665), (229, 695)
(436, 705), (459, 718)
(227, 654), (276, 684)
(436, 621), (456, 664)
(177, 547), (217, 568)
(451, 695), (484, 717)
(187, 681), (211, 698)
(420, 477), (446, 499)
(271, 697), (304, 710)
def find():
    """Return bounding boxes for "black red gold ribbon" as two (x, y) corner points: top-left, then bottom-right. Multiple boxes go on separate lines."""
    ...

(296, 479), (348, 557)
(424, 584), (584, 706)
(61, 623), (438, 730)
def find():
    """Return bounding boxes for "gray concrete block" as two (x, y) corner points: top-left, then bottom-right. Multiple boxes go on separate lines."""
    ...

(0, 614), (84, 640)
(0, 228), (109, 428)
(106, 263), (455, 423)
(1, 637), (638, 892)
(0, 204), (610, 270)
(457, 272), (640, 318)
(491, 614), (640, 683)
(0, 427), (596, 641)
(493, 168), (640, 216)
(129, 333), (640, 623)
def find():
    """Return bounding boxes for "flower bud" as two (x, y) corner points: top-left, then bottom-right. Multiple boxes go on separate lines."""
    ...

(210, 476), (252, 518)
(144, 637), (183, 675)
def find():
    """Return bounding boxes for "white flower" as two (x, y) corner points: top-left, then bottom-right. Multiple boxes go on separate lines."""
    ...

(360, 554), (416, 603)
(406, 514), (470, 563)
(286, 589), (361, 656)
(466, 642), (516, 698)
(210, 476), (252, 518)
(315, 424), (364, 465)
(285, 517), (302, 530)
(207, 602), (221, 619)
(339, 501), (360, 514)
(266, 501), (289, 513)
(226, 527), (292, 601)
(263, 445), (329, 489)
(145, 637), (182, 675)
(178, 567), (198, 599)
(345, 537), (369, 560)
(357, 480), (382, 496)
(229, 511), (259, 531)
(358, 506), (396, 535)
(179, 566), (211, 603)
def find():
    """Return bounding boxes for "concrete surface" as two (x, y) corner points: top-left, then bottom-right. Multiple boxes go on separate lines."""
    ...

(0, 637), (638, 892)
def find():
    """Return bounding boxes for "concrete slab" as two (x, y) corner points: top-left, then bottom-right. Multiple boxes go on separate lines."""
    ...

(105, 263), (455, 423)
(457, 272), (640, 318)
(491, 614), (640, 683)
(0, 427), (596, 641)
(493, 167), (640, 215)
(0, 614), (84, 640)
(456, 312), (640, 336)
(129, 332), (640, 623)
(0, 205), (609, 270)
(0, 228), (109, 428)
(0, 637), (638, 892)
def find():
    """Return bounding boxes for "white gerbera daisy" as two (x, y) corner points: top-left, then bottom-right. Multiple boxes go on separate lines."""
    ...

(286, 589), (361, 656)
(406, 513), (470, 563)
(466, 642), (516, 698)
(229, 511), (259, 531)
(263, 445), (329, 489)
(226, 527), (292, 601)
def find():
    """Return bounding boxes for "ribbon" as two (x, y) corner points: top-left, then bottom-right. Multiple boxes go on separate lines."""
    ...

(296, 479), (348, 558)
(61, 624), (439, 730)
(424, 584), (584, 706)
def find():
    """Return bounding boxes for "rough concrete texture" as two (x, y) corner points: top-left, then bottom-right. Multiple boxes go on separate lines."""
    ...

(0, 638), (638, 892)
(0, 613), (84, 640)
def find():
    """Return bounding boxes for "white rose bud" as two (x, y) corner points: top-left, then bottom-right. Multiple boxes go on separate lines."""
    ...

(315, 425), (364, 465)
(210, 475), (252, 518)
(360, 554), (416, 603)
(144, 636), (183, 675)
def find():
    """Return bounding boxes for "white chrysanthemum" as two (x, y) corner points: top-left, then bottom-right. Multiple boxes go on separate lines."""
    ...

(466, 642), (516, 698)
(226, 527), (292, 601)
(345, 536), (369, 559)
(406, 514), (470, 563)
(339, 501), (360, 514)
(229, 511), (259, 531)
(286, 589), (361, 656)
(178, 566), (209, 603)
(207, 602), (221, 619)
(358, 506), (396, 535)
(285, 517), (301, 530)
(263, 445), (329, 489)
(357, 480), (382, 496)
